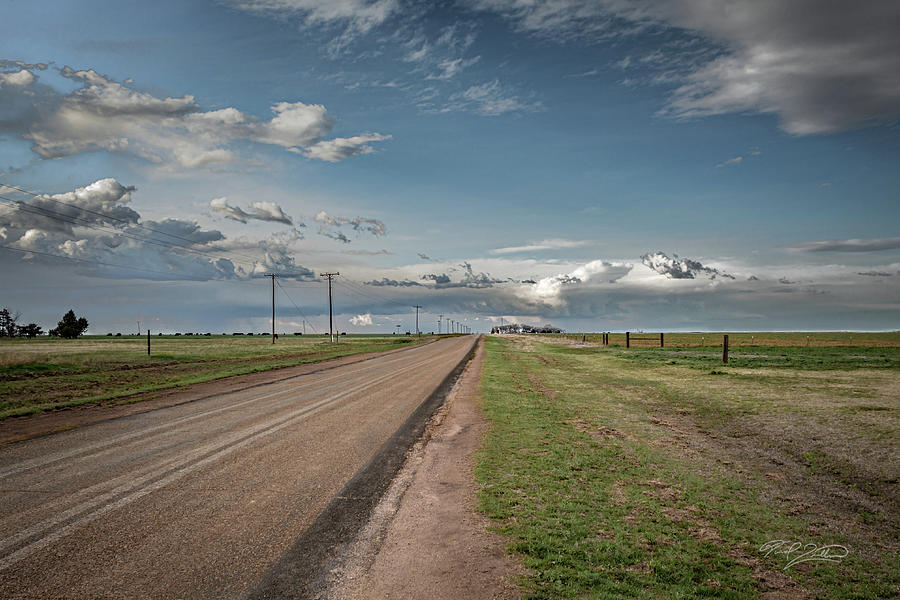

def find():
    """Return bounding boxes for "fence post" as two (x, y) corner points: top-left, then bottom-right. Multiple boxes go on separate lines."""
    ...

(626, 331), (630, 348)
(660, 332), (664, 348)
(723, 334), (729, 364)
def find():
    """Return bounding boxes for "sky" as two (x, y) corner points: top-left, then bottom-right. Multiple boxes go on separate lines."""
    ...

(1, 0), (899, 334)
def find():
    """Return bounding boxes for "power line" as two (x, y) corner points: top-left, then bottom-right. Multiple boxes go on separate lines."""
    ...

(0, 243), (205, 279)
(0, 180), (263, 265)
(275, 278), (319, 334)
(0, 194), (263, 270)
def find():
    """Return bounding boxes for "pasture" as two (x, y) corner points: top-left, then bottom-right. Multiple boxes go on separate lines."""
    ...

(478, 333), (899, 598)
(0, 334), (430, 419)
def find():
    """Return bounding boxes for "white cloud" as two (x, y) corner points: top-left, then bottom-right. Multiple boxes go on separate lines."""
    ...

(491, 238), (592, 254)
(446, 80), (541, 116)
(0, 69), (36, 87)
(228, 0), (399, 34)
(715, 156), (742, 168)
(428, 56), (481, 80)
(641, 251), (734, 280)
(519, 259), (633, 307)
(0, 64), (390, 168)
(302, 133), (391, 162)
(350, 313), (375, 326)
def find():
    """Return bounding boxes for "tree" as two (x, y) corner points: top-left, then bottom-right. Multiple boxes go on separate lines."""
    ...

(18, 323), (44, 338)
(0, 308), (20, 337)
(49, 310), (89, 339)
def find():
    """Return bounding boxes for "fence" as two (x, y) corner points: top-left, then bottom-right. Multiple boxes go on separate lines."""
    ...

(625, 332), (664, 348)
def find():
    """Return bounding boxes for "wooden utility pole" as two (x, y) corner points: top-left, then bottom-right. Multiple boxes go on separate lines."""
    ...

(147, 329), (150, 356)
(413, 305), (422, 335)
(723, 334), (729, 364)
(320, 272), (339, 342)
(266, 273), (276, 344)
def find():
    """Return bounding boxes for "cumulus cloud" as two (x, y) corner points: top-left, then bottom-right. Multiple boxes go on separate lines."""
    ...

(350, 313), (375, 326)
(0, 178), (314, 281)
(518, 259), (633, 308)
(641, 251), (735, 280)
(302, 133), (391, 162)
(209, 197), (294, 225)
(491, 238), (592, 254)
(0, 63), (390, 168)
(783, 237), (900, 253)
(472, 1), (900, 134)
(314, 210), (387, 242)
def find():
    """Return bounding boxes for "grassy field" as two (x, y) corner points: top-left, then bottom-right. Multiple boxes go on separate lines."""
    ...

(0, 334), (433, 419)
(477, 333), (899, 599)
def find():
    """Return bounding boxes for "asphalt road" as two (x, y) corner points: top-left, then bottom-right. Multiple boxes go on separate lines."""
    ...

(0, 335), (477, 599)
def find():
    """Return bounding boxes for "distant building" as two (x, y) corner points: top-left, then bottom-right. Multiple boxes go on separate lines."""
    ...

(490, 323), (562, 334)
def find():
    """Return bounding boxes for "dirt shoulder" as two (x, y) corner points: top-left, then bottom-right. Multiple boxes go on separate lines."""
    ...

(0, 342), (432, 445)
(326, 339), (523, 600)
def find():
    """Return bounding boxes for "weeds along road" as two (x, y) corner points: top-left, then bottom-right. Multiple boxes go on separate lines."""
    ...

(0, 335), (477, 599)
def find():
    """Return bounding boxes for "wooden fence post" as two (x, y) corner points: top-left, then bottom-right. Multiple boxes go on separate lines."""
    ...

(660, 332), (664, 348)
(723, 334), (729, 364)
(626, 331), (630, 348)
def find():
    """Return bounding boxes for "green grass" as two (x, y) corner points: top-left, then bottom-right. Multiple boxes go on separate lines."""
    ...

(0, 334), (433, 419)
(477, 336), (899, 599)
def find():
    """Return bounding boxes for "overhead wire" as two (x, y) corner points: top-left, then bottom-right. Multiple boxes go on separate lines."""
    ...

(275, 278), (319, 334)
(0, 193), (265, 271)
(0, 180), (263, 265)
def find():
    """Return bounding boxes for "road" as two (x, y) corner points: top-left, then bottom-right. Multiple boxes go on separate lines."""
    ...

(0, 335), (477, 599)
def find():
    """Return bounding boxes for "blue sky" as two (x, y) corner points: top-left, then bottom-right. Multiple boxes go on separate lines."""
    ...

(1, 0), (899, 333)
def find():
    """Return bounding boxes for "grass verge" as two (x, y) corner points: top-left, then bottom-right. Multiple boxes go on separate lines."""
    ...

(0, 334), (432, 419)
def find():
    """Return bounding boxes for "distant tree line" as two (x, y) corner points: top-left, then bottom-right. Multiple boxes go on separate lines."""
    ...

(0, 307), (89, 339)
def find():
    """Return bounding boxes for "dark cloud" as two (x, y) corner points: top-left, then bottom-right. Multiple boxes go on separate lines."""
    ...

(858, 271), (893, 277)
(209, 197), (294, 225)
(472, 1), (900, 134)
(314, 210), (386, 243)
(366, 277), (422, 287)
(421, 262), (505, 289)
(783, 237), (900, 253)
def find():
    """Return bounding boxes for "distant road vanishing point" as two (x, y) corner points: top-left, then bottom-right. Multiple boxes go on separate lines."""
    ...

(0, 335), (477, 599)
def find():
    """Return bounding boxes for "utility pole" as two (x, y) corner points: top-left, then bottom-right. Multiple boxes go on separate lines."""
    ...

(412, 305), (422, 336)
(320, 272), (339, 342)
(265, 273), (276, 344)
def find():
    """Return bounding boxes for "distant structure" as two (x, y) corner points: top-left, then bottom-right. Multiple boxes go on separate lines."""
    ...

(491, 323), (562, 334)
